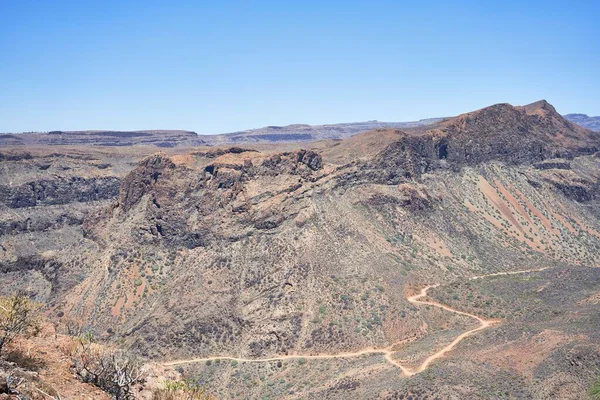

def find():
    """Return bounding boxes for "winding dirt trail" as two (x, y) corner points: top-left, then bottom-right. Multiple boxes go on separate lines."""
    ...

(163, 268), (547, 376)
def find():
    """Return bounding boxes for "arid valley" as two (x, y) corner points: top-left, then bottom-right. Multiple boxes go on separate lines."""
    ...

(1, 99), (599, 399)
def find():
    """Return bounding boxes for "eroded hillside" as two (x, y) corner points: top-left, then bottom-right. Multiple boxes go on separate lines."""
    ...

(1, 101), (599, 399)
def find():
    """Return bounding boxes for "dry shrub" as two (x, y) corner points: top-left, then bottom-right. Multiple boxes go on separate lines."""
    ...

(1, 369), (59, 399)
(71, 333), (144, 400)
(0, 292), (42, 356)
(152, 380), (215, 400)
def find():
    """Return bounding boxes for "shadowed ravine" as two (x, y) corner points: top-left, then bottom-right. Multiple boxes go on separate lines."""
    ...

(163, 268), (548, 376)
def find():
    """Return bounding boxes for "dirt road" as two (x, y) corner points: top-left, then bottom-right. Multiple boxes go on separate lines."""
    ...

(164, 268), (547, 376)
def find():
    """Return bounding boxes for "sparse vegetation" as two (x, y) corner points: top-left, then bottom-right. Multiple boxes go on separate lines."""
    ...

(1, 100), (600, 399)
(591, 378), (600, 400)
(71, 333), (144, 399)
(152, 380), (214, 400)
(0, 292), (42, 356)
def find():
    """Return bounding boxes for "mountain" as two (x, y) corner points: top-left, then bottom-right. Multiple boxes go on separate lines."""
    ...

(1, 100), (599, 399)
(2, 109), (597, 148)
(564, 113), (600, 131)
(0, 120), (444, 148)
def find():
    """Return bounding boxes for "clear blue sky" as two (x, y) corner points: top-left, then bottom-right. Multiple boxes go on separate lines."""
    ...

(1, 1), (598, 134)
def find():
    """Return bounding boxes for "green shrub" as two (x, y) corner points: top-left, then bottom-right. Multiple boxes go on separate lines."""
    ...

(591, 378), (600, 400)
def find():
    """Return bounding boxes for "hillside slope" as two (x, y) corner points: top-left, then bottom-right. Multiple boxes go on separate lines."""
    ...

(1, 101), (599, 399)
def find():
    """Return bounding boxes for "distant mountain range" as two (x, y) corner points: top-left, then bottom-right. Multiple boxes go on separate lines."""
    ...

(1, 112), (597, 148)
(200, 118), (445, 145)
(563, 113), (600, 131)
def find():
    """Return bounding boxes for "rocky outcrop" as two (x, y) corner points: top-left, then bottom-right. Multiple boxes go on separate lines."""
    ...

(365, 183), (433, 212)
(117, 154), (177, 212)
(0, 256), (62, 294)
(109, 150), (322, 249)
(256, 150), (323, 178)
(0, 177), (120, 209)
(541, 170), (599, 202)
(297, 150), (323, 171)
(375, 134), (437, 181)
(193, 147), (259, 158)
(433, 102), (584, 165)
(534, 159), (571, 170)
(396, 183), (433, 211)
(0, 209), (84, 236)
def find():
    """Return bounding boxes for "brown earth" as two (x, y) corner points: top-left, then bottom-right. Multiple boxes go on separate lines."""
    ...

(1, 100), (599, 399)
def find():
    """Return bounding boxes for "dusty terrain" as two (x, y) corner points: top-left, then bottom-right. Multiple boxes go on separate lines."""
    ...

(1, 100), (599, 399)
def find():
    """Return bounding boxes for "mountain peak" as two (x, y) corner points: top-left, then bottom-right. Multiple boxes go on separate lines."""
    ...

(519, 99), (557, 115)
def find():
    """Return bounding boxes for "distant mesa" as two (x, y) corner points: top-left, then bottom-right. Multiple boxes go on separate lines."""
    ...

(0, 129), (203, 147)
(563, 113), (600, 131)
(1, 101), (597, 147)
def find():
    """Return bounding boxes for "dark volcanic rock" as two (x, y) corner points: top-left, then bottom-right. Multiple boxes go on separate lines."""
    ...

(256, 150), (323, 178)
(194, 147), (259, 158)
(297, 150), (323, 171)
(534, 159), (571, 170)
(0, 176), (120, 209)
(541, 170), (599, 202)
(0, 151), (32, 161)
(347, 101), (600, 187)
(427, 101), (599, 166)
(0, 256), (62, 294)
(118, 154), (177, 212)
(0, 210), (84, 236)
(107, 150), (322, 249)
(548, 179), (596, 202)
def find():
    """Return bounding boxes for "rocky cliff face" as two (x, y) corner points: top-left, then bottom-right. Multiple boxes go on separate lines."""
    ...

(91, 149), (325, 250)
(0, 177), (120, 209)
(0, 147), (154, 304)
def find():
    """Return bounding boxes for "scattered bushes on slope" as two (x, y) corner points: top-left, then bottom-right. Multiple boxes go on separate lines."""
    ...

(0, 292), (42, 356)
(151, 380), (215, 400)
(72, 333), (144, 400)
